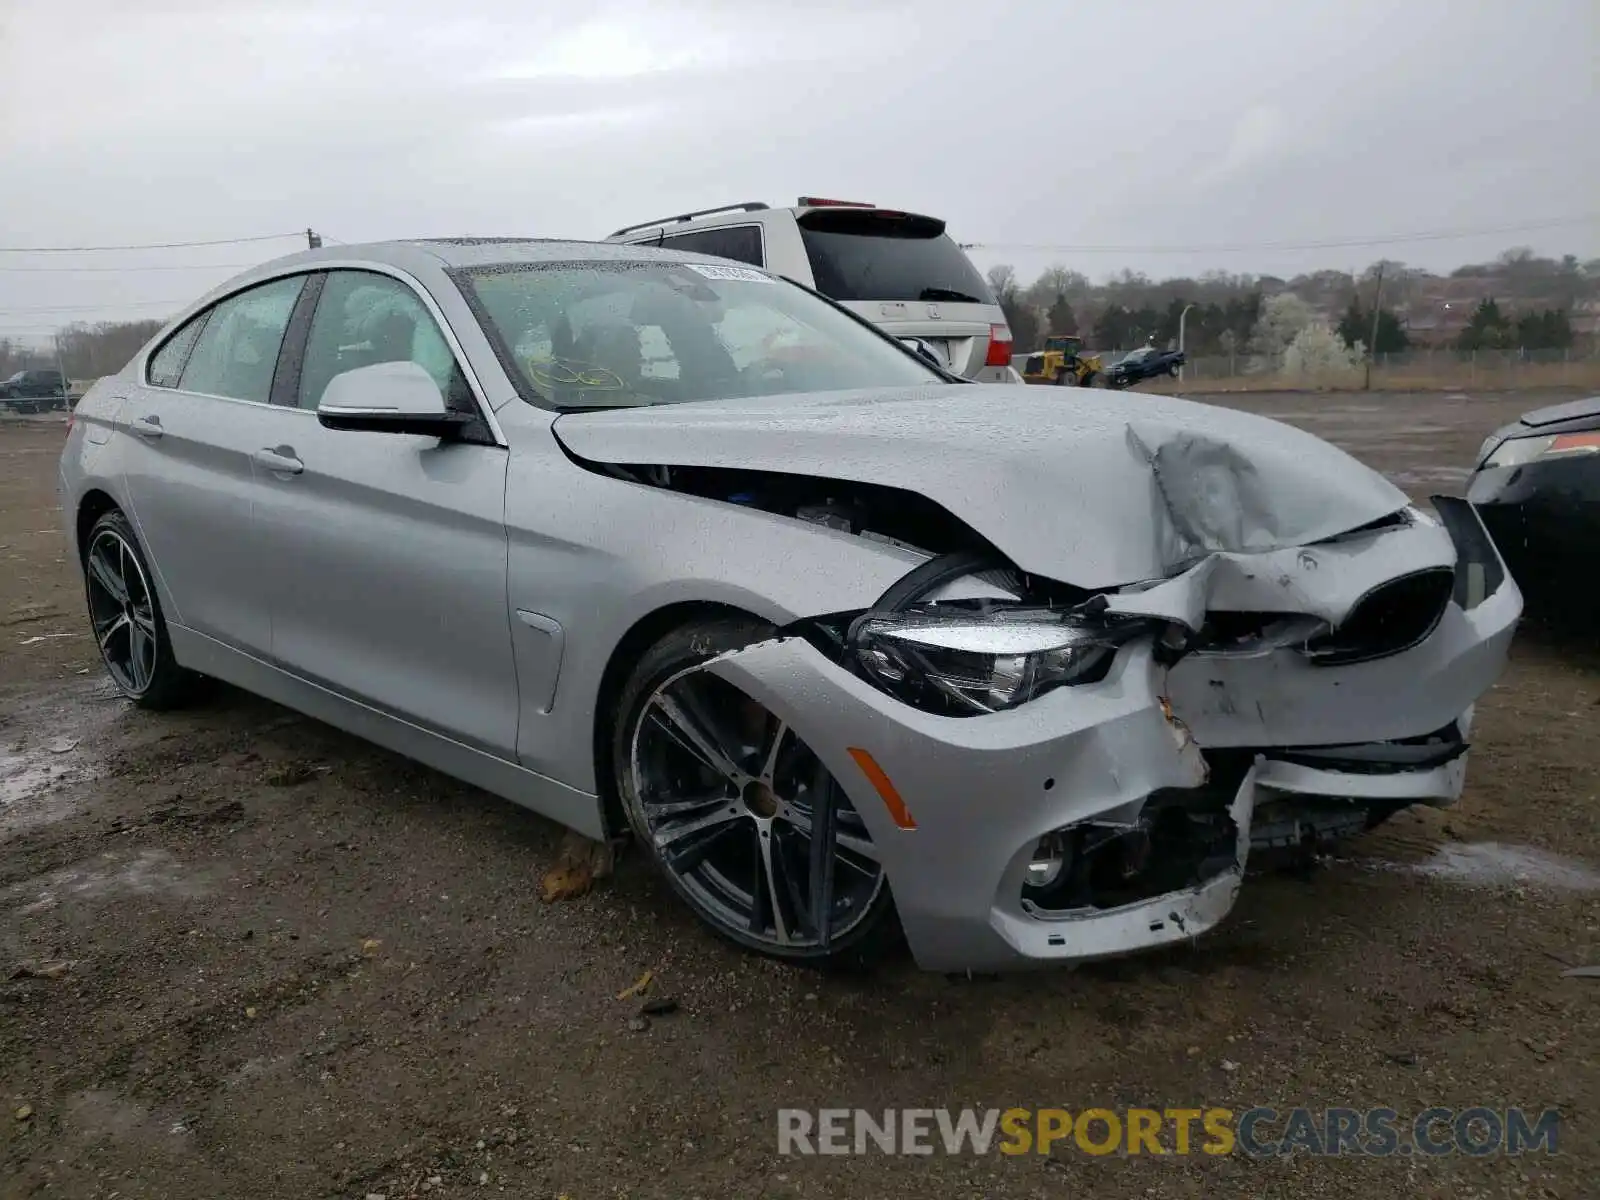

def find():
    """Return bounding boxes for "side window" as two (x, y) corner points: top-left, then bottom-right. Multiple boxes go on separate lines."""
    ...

(177, 276), (306, 402)
(146, 312), (209, 389)
(660, 225), (764, 266)
(297, 270), (472, 412)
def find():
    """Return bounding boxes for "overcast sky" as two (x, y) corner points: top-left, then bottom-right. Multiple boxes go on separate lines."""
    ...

(1, 0), (1596, 338)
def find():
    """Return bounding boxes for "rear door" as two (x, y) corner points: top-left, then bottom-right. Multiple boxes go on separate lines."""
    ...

(248, 267), (519, 757)
(115, 274), (309, 656)
(792, 208), (1008, 379)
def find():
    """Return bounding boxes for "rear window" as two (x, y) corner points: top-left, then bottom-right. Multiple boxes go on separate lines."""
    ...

(797, 209), (995, 305)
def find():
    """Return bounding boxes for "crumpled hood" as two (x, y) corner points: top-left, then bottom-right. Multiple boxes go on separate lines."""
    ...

(552, 385), (1410, 589)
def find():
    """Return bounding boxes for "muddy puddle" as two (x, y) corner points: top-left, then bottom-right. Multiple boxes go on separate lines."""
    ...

(0, 676), (123, 829)
(12, 847), (214, 915)
(1387, 465), (1473, 489)
(1360, 841), (1600, 891)
(0, 745), (79, 805)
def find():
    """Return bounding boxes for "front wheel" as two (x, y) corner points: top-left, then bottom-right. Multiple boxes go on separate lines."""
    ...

(613, 617), (898, 966)
(1169, 362), (1181, 378)
(82, 510), (203, 709)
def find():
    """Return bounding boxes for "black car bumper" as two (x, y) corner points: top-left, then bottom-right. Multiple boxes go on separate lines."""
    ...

(1468, 458), (1600, 611)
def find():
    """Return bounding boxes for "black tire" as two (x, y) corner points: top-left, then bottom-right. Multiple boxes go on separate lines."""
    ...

(1053, 368), (1069, 386)
(16, 401), (37, 415)
(611, 616), (899, 967)
(1079, 371), (1097, 388)
(1169, 362), (1181, 378)
(82, 509), (204, 710)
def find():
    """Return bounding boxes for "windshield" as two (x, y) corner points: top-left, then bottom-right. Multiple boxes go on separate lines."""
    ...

(455, 260), (948, 410)
(1121, 348), (1153, 362)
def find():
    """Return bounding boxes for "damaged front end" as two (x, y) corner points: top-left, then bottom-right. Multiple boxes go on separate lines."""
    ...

(561, 406), (1520, 970)
(689, 506), (1512, 971)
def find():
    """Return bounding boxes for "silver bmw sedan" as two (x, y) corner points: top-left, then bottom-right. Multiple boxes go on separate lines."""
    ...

(59, 239), (1520, 972)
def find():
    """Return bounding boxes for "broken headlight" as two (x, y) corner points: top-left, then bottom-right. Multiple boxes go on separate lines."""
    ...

(849, 604), (1149, 716)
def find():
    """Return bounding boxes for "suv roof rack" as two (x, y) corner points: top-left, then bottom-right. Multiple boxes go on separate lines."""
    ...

(609, 202), (770, 239)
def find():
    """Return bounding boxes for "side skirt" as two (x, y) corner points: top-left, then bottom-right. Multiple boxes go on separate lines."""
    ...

(168, 625), (605, 839)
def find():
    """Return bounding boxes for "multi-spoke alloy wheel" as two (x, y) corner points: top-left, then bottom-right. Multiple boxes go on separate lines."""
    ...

(80, 511), (198, 709)
(86, 527), (159, 695)
(616, 620), (895, 964)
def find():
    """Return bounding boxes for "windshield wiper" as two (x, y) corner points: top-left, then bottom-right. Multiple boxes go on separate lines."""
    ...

(918, 287), (984, 304)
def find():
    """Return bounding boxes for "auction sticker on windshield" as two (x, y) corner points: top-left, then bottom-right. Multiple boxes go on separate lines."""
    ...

(685, 263), (773, 283)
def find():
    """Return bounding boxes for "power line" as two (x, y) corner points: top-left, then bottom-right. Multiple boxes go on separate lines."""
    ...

(0, 299), (183, 315)
(0, 232), (303, 254)
(0, 262), (262, 274)
(961, 213), (1599, 256)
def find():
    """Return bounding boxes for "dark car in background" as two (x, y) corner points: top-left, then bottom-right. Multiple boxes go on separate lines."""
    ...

(0, 369), (70, 414)
(1105, 346), (1185, 389)
(1468, 394), (1600, 623)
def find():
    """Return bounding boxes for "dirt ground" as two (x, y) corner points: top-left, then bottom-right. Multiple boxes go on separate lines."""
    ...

(2, 391), (1597, 1200)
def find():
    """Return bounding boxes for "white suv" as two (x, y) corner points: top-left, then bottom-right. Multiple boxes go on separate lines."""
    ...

(604, 198), (1020, 384)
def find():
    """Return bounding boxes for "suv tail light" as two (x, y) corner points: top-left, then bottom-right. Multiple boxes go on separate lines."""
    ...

(985, 325), (1014, 367)
(798, 196), (874, 208)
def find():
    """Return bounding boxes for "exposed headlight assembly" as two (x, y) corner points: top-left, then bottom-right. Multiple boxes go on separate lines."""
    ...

(849, 603), (1151, 716)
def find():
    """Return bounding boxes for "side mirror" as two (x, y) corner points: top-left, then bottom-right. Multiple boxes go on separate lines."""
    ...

(316, 361), (471, 438)
(899, 337), (944, 368)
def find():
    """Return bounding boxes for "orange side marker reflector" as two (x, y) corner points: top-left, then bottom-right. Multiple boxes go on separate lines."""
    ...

(1550, 432), (1600, 455)
(847, 747), (916, 830)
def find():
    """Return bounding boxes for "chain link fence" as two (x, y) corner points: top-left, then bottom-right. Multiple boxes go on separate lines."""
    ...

(1071, 347), (1600, 393)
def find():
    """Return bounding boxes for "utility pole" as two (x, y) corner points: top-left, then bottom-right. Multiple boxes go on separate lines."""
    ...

(53, 334), (69, 404)
(1177, 302), (1195, 381)
(1364, 263), (1385, 391)
(306, 228), (322, 249)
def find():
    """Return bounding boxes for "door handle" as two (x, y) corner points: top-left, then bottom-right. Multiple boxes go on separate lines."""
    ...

(252, 447), (304, 475)
(131, 414), (163, 439)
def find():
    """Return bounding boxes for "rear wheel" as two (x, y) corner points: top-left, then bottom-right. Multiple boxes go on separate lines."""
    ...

(1169, 362), (1181, 378)
(82, 510), (203, 710)
(613, 617), (897, 966)
(1053, 367), (1070, 386)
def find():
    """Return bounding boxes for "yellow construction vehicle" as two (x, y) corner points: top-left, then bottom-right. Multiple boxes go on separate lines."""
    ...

(1020, 335), (1102, 387)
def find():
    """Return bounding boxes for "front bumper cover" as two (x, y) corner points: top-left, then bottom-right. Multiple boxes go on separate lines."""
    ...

(701, 506), (1520, 973)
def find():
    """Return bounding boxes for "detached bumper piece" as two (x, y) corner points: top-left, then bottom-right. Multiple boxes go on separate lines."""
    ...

(1432, 494), (1508, 611)
(1263, 720), (1466, 774)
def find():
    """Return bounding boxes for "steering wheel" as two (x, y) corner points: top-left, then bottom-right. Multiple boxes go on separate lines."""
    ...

(524, 356), (627, 392)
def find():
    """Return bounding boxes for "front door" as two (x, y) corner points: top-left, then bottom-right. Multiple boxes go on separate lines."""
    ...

(249, 268), (519, 757)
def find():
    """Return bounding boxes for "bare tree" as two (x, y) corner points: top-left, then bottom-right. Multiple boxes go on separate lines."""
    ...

(54, 320), (165, 379)
(985, 264), (1017, 299)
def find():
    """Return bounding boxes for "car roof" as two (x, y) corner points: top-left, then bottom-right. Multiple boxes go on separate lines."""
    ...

(242, 237), (714, 274)
(170, 238), (757, 322)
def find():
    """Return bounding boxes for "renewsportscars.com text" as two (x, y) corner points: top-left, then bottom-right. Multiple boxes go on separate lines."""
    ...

(777, 1106), (1560, 1158)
